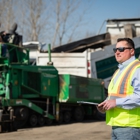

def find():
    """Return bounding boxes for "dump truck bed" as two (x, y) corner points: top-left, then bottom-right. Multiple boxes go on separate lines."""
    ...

(59, 74), (105, 103)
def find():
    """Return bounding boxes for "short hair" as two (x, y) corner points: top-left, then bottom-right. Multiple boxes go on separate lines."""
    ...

(117, 38), (135, 49)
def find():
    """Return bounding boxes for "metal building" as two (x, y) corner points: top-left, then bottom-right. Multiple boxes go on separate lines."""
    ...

(106, 18), (140, 44)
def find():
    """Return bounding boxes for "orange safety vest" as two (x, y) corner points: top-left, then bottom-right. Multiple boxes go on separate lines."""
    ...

(106, 59), (140, 127)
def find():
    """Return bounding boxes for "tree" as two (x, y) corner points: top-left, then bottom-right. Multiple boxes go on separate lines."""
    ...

(0, 0), (95, 48)
(0, 0), (15, 31)
(17, 0), (94, 47)
(15, 0), (51, 42)
(51, 0), (94, 47)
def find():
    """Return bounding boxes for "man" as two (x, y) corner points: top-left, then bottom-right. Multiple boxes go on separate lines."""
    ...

(98, 38), (140, 140)
(0, 31), (7, 57)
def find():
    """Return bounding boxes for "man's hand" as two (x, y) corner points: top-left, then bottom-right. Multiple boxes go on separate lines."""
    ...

(97, 99), (116, 112)
(97, 104), (106, 113)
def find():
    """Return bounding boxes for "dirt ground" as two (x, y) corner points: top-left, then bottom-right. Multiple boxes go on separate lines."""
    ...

(0, 120), (111, 140)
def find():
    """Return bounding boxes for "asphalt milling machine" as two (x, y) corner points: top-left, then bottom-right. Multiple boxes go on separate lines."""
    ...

(0, 25), (106, 132)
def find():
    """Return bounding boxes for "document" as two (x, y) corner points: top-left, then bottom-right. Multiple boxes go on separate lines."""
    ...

(77, 101), (99, 105)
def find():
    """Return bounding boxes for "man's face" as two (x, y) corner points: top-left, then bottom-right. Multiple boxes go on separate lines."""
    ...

(115, 41), (134, 63)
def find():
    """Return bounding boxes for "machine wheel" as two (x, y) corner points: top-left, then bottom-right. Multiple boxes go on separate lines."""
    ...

(64, 111), (71, 123)
(29, 114), (38, 127)
(38, 115), (45, 126)
(13, 107), (29, 130)
(74, 106), (84, 122)
(1, 122), (11, 132)
(46, 118), (53, 126)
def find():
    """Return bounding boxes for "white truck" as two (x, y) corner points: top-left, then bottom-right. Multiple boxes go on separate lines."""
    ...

(27, 36), (140, 90)
(22, 18), (140, 99)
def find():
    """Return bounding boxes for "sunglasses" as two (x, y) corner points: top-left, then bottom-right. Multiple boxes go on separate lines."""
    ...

(113, 47), (132, 53)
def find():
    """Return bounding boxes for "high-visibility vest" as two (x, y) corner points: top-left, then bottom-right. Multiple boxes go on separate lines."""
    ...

(106, 59), (140, 127)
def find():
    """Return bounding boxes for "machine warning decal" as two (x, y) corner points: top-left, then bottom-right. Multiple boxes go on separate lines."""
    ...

(29, 103), (32, 107)
(16, 100), (22, 104)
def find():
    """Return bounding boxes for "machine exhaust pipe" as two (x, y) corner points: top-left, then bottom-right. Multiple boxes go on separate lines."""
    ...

(47, 44), (53, 65)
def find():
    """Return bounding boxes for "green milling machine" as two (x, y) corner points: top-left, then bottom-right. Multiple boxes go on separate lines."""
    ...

(0, 43), (106, 132)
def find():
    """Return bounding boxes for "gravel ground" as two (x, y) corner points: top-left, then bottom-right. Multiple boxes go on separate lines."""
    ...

(0, 120), (111, 140)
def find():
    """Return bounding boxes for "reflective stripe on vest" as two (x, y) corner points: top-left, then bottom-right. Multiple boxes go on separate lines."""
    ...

(108, 59), (140, 98)
(107, 59), (140, 127)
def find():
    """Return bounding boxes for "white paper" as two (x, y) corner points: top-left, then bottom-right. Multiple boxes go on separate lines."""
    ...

(77, 101), (99, 105)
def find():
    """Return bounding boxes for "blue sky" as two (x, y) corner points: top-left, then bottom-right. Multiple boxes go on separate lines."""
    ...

(84, 0), (140, 35)
(18, 0), (140, 46)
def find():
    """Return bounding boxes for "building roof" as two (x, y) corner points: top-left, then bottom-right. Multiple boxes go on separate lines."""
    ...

(107, 17), (140, 22)
(51, 32), (111, 53)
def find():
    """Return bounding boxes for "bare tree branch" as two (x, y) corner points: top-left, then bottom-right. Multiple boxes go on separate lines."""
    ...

(0, 0), (15, 31)
(0, 0), (96, 48)
(51, 0), (94, 47)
